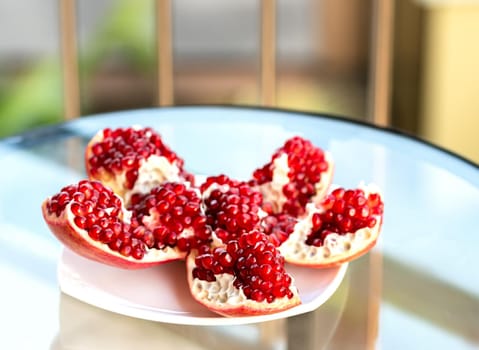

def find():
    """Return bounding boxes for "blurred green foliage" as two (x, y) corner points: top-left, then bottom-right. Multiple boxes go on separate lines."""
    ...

(0, 0), (154, 139)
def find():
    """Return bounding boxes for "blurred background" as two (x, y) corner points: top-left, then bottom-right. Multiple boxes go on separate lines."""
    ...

(0, 0), (478, 163)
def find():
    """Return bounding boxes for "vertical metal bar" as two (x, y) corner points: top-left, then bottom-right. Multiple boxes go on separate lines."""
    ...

(366, 3), (394, 347)
(368, 0), (395, 126)
(59, 0), (80, 120)
(260, 0), (276, 107)
(156, 0), (174, 106)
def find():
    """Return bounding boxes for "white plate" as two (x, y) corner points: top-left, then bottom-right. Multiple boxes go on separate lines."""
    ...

(58, 248), (348, 326)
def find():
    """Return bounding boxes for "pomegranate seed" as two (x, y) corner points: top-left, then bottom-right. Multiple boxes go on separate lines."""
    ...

(120, 244), (132, 257)
(85, 214), (97, 228)
(74, 216), (87, 229)
(132, 246), (145, 259)
(100, 228), (114, 244)
(108, 239), (122, 251)
(217, 250), (234, 267)
(367, 217), (377, 228)
(88, 225), (101, 240)
(259, 264), (273, 281)
(251, 290), (265, 302)
(70, 202), (83, 216)
(312, 213), (322, 229)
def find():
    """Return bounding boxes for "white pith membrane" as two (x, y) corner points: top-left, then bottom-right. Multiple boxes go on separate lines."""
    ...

(186, 253), (301, 316)
(125, 155), (182, 203)
(46, 198), (184, 265)
(257, 151), (334, 213)
(278, 184), (382, 267)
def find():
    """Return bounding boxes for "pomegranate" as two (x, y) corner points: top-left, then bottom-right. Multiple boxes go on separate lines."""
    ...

(85, 126), (193, 203)
(279, 184), (384, 268)
(41, 124), (386, 318)
(250, 136), (334, 217)
(200, 175), (264, 245)
(128, 182), (212, 253)
(41, 180), (186, 269)
(186, 231), (301, 317)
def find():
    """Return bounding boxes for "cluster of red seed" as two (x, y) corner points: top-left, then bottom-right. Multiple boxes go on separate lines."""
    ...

(88, 127), (185, 189)
(252, 136), (329, 217)
(129, 182), (211, 251)
(47, 180), (154, 259)
(261, 213), (298, 247)
(202, 175), (263, 243)
(305, 188), (384, 247)
(193, 231), (295, 302)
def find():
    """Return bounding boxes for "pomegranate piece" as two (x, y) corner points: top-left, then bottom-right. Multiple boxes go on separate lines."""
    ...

(128, 182), (212, 253)
(279, 184), (384, 268)
(85, 126), (193, 203)
(201, 174), (264, 244)
(41, 180), (185, 269)
(186, 231), (301, 317)
(250, 136), (334, 217)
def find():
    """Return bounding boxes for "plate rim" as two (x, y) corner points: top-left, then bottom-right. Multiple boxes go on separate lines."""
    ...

(58, 249), (348, 326)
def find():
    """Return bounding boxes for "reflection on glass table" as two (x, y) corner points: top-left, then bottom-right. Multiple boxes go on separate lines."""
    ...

(1, 107), (478, 349)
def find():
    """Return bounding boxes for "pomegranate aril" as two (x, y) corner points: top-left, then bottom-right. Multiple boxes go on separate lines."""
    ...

(272, 285), (287, 298)
(70, 202), (83, 216)
(339, 217), (353, 232)
(88, 225), (101, 240)
(258, 251), (274, 265)
(143, 231), (155, 248)
(332, 200), (345, 214)
(357, 206), (370, 219)
(99, 228), (114, 244)
(120, 244), (132, 257)
(353, 195), (367, 207)
(132, 246), (145, 260)
(108, 238), (123, 251)
(259, 264), (273, 281)
(217, 250), (234, 268)
(84, 214), (97, 228)
(74, 216), (87, 229)
(251, 290), (265, 302)
(331, 188), (345, 199)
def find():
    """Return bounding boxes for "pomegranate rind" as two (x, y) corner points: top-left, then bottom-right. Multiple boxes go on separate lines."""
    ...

(186, 252), (301, 317)
(279, 184), (383, 268)
(41, 200), (185, 270)
(255, 151), (335, 215)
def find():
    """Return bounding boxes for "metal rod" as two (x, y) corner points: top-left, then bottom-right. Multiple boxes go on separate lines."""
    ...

(260, 0), (276, 106)
(59, 0), (80, 120)
(156, 0), (174, 106)
(368, 0), (395, 126)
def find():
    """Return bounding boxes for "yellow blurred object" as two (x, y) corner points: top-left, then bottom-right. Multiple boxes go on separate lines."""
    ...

(419, 3), (479, 163)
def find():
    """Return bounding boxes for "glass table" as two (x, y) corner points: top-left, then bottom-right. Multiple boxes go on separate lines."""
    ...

(1, 106), (478, 349)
